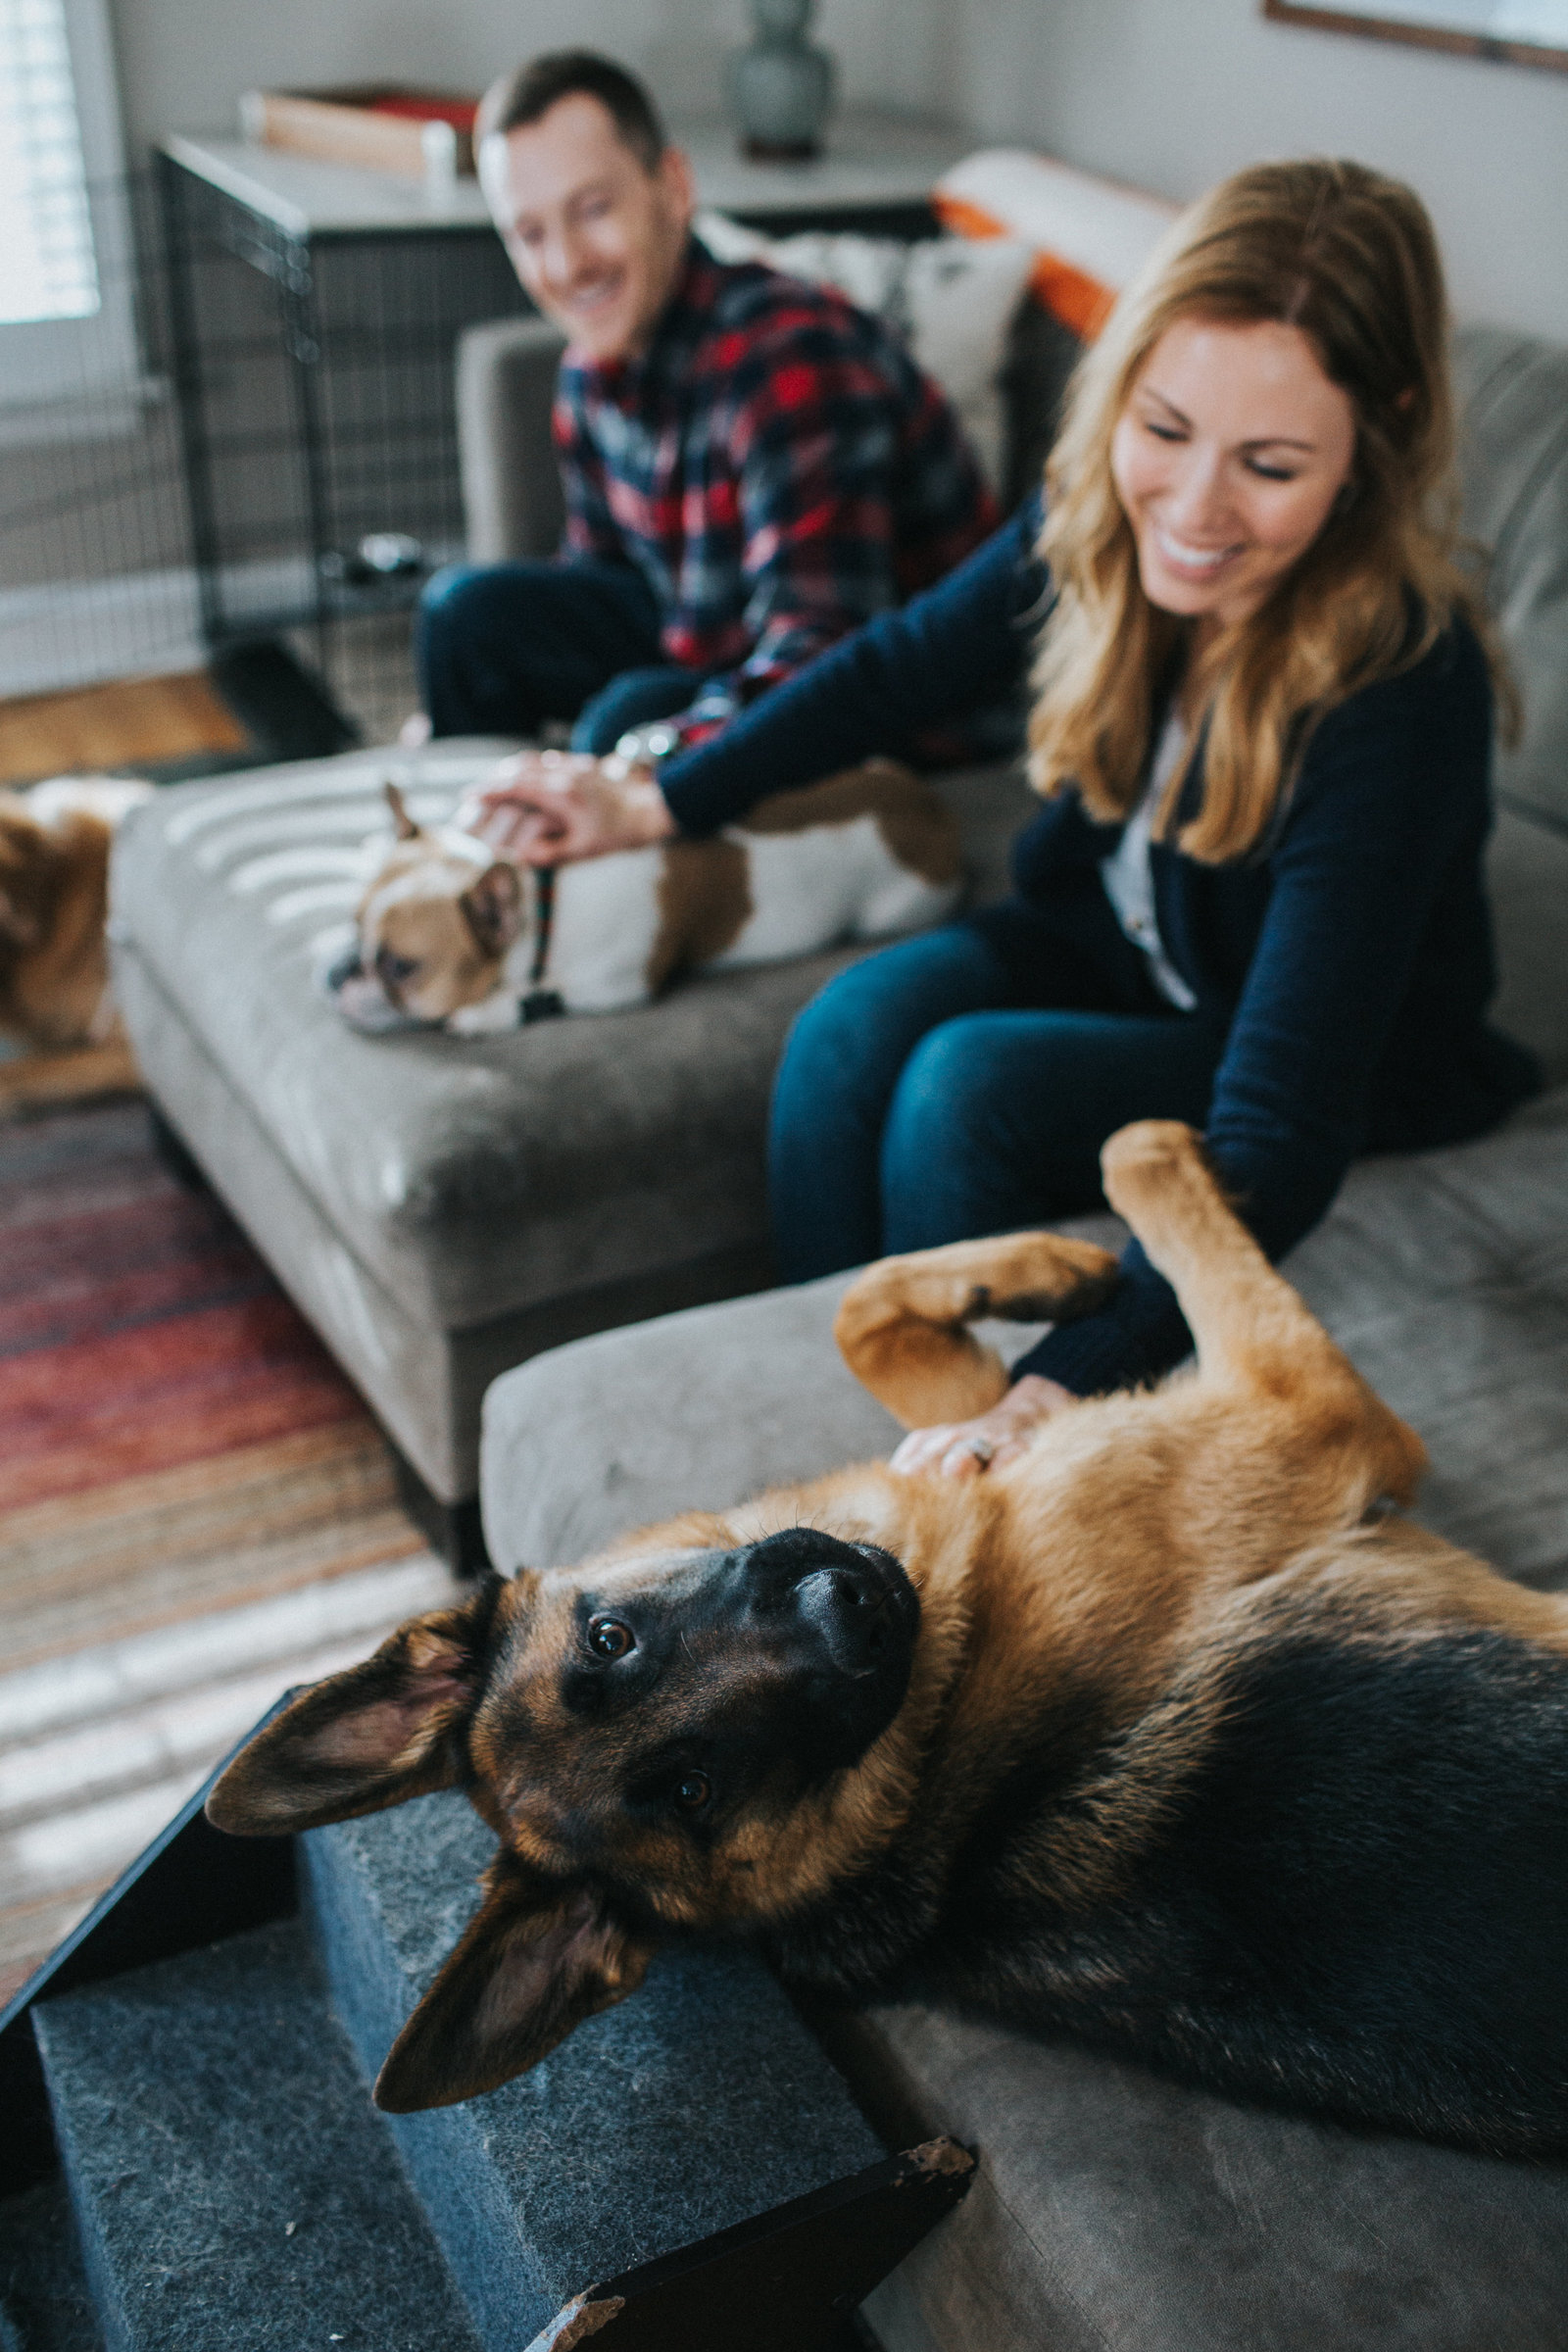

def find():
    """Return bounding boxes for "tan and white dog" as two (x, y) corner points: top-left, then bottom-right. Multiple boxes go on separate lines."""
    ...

(325, 763), (965, 1034)
(0, 774), (153, 1105)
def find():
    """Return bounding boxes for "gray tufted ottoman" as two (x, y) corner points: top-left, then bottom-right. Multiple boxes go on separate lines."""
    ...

(109, 741), (1035, 1556)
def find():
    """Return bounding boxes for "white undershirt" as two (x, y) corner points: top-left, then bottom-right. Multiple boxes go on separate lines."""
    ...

(1099, 712), (1198, 1012)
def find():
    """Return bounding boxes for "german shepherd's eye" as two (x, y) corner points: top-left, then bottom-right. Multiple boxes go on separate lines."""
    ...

(673, 1772), (711, 1812)
(587, 1617), (635, 1659)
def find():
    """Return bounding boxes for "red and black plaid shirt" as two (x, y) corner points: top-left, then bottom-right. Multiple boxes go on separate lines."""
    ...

(554, 238), (998, 740)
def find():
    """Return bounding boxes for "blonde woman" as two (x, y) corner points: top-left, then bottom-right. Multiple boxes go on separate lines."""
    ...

(475, 159), (1541, 1468)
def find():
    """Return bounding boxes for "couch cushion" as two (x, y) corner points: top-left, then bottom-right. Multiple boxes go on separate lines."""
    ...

(482, 1266), (906, 1565)
(112, 746), (1036, 1339)
(1489, 804), (1568, 1083)
(841, 2004), (1568, 2352)
(1453, 325), (1568, 836)
(457, 316), (567, 564)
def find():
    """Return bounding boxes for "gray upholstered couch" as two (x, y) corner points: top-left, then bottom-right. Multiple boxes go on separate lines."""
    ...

(472, 328), (1568, 2351)
(110, 319), (1566, 1569)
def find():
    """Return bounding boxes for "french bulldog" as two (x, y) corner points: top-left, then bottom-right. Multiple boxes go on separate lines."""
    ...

(324, 762), (965, 1033)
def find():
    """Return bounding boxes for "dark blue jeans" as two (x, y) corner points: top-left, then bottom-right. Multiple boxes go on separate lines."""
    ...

(768, 919), (1225, 1280)
(416, 559), (703, 753)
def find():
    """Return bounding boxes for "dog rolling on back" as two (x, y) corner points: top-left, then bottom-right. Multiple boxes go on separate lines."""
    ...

(210, 1122), (1568, 2154)
(325, 761), (963, 1032)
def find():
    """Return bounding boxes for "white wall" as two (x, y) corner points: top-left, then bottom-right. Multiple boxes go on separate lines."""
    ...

(951, 0), (1568, 341)
(104, 0), (951, 154)
(102, 0), (1567, 338)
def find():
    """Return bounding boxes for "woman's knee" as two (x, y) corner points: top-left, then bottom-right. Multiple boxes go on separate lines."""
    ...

(772, 966), (902, 1147)
(876, 1016), (1042, 1247)
(778, 930), (1004, 1107)
(890, 1014), (1021, 1140)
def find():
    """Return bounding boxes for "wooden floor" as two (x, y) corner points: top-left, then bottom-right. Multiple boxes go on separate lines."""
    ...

(0, 670), (248, 788)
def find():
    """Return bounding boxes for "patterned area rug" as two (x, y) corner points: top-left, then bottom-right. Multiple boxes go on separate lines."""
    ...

(0, 1097), (455, 2005)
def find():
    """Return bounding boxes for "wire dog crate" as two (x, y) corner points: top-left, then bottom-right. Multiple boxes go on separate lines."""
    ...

(2, 172), (197, 710)
(4, 117), (996, 764)
(2, 152), (531, 754)
(156, 142), (532, 737)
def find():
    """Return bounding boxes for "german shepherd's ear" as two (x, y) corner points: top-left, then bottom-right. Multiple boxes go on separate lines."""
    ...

(460, 861), (523, 958)
(373, 1854), (655, 2111)
(206, 1579), (507, 1838)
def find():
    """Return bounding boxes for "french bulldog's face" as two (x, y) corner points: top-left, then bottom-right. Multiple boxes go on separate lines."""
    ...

(329, 785), (524, 1029)
(353, 840), (522, 1024)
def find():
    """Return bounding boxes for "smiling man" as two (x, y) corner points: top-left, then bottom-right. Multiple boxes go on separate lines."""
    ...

(416, 50), (996, 762)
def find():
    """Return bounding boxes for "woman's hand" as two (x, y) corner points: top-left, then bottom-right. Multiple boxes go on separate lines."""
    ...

(889, 1373), (1077, 1480)
(463, 751), (678, 866)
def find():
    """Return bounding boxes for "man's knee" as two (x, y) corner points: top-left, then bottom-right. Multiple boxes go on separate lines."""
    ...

(787, 956), (915, 1083)
(417, 561), (555, 648)
(572, 666), (698, 757)
(416, 562), (582, 733)
(893, 1016), (1022, 1142)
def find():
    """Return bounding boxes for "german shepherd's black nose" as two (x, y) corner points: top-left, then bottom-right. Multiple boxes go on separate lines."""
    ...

(743, 1528), (918, 1676)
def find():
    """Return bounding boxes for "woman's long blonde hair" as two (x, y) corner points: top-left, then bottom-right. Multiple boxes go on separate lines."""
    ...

(1028, 158), (1480, 862)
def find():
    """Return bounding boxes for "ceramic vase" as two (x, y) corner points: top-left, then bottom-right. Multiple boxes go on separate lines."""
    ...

(726, 0), (836, 162)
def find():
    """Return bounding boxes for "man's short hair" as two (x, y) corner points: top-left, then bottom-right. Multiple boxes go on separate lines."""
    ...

(477, 50), (667, 172)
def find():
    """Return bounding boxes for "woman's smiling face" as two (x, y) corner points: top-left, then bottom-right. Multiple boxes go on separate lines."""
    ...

(1110, 314), (1358, 638)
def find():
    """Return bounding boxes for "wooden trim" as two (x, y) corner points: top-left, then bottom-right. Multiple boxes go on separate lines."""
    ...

(1262, 1), (1568, 74)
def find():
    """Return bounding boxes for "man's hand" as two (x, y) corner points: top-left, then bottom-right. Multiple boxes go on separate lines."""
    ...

(461, 751), (678, 866)
(889, 1373), (1077, 1480)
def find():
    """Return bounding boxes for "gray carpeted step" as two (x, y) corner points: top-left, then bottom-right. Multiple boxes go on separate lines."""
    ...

(0, 2177), (100, 2352)
(30, 1917), (484, 2352)
(303, 1791), (887, 2352)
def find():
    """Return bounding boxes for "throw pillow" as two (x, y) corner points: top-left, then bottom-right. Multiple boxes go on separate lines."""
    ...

(932, 150), (1180, 340)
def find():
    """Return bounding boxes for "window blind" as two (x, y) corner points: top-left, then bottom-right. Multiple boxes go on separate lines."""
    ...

(0, 0), (100, 326)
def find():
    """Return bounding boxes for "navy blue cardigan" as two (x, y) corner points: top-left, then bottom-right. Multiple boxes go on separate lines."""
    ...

(658, 500), (1541, 1395)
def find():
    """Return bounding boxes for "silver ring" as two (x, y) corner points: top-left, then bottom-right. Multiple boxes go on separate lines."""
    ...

(967, 1438), (996, 1467)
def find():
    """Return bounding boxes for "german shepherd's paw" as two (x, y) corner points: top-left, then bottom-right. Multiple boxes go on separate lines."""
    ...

(1100, 1119), (1206, 1206)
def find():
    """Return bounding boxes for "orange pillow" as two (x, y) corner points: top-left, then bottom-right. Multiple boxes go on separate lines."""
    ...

(933, 150), (1181, 340)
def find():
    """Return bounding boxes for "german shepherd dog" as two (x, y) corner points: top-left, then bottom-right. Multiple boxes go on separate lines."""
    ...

(209, 1122), (1568, 2153)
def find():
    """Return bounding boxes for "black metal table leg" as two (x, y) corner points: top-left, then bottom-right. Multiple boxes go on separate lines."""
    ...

(157, 149), (227, 650)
